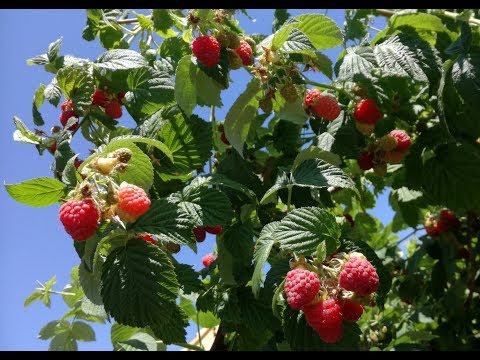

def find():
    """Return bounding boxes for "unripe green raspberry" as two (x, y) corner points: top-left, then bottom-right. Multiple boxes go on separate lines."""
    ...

(227, 50), (243, 70)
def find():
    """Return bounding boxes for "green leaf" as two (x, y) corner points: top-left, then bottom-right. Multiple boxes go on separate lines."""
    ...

(158, 113), (212, 173)
(27, 54), (49, 66)
(118, 333), (158, 351)
(49, 332), (78, 351)
(96, 49), (148, 70)
(422, 143), (480, 211)
(101, 239), (188, 344)
(252, 222), (281, 298)
(56, 66), (95, 115)
(224, 78), (261, 157)
(107, 135), (173, 162)
(159, 37), (191, 65)
(196, 69), (222, 107)
(38, 320), (67, 340)
(174, 263), (203, 295)
(61, 154), (80, 188)
(44, 78), (62, 107)
(136, 13), (153, 30)
(280, 28), (316, 55)
(12, 116), (41, 145)
(274, 207), (341, 256)
(175, 56), (197, 117)
(273, 9), (291, 32)
(152, 9), (174, 33)
(274, 97), (308, 125)
(316, 241), (327, 262)
(203, 173), (256, 200)
(125, 67), (175, 119)
(32, 83), (46, 126)
(24, 289), (43, 307)
(390, 13), (450, 34)
(293, 144), (341, 169)
(334, 46), (377, 81)
(47, 37), (62, 62)
(129, 199), (196, 248)
(71, 321), (96, 342)
(5, 177), (66, 207)
(169, 183), (233, 227)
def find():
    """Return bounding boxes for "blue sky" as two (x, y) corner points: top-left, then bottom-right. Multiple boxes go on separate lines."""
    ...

(0, 9), (403, 351)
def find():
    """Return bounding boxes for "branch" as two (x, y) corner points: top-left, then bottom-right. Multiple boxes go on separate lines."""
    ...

(210, 324), (227, 351)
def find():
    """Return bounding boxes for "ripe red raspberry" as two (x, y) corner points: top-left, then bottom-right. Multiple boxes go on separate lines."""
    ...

(59, 199), (99, 241)
(234, 40), (253, 66)
(61, 99), (73, 111)
(341, 299), (363, 322)
(92, 88), (107, 107)
(437, 209), (461, 234)
(137, 234), (156, 244)
(202, 253), (216, 267)
(389, 130), (411, 152)
(220, 132), (230, 145)
(105, 100), (123, 119)
(192, 35), (221, 68)
(48, 141), (57, 154)
(383, 150), (404, 164)
(426, 223), (440, 237)
(117, 92), (125, 101)
(205, 225), (223, 235)
(304, 89), (340, 121)
(304, 298), (343, 330)
(193, 226), (207, 242)
(304, 88), (321, 108)
(116, 183), (151, 222)
(339, 256), (379, 296)
(344, 214), (355, 228)
(316, 323), (343, 343)
(284, 268), (321, 310)
(59, 110), (79, 131)
(353, 99), (382, 124)
(357, 152), (374, 170)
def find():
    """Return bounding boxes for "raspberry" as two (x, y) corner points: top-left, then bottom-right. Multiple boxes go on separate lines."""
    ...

(138, 234), (156, 244)
(227, 32), (241, 49)
(205, 225), (223, 235)
(234, 41), (253, 66)
(227, 50), (243, 70)
(61, 99), (73, 111)
(92, 88), (107, 107)
(389, 130), (411, 152)
(357, 152), (374, 170)
(316, 323), (343, 343)
(48, 141), (57, 154)
(117, 92), (125, 101)
(259, 97), (273, 113)
(74, 159), (83, 170)
(165, 242), (181, 254)
(304, 298), (343, 330)
(312, 96), (341, 121)
(353, 99), (382, 124)
(355, 122), (375, 136)
(59, 110), (79, 131)
(437, 209), (461, 234)
(341, 299), (363, 322)
(339, 256), (379, 296)
(192, 35), (221, 68)
(284, 268), (321, 310)
(383, 150), (404, 164)
(280, 83), (298, 103)
(376, 135), (397, 152)
(193, 226), (206, 242)
(202, 253), (216, 267)
(220, 132), (230, 145)
(116, 182), (151, 222)
(105, 100), (123, 119)
(426, 223), (440, 237)
(59, 199), (99, 241)
(344, 214), (355, 228)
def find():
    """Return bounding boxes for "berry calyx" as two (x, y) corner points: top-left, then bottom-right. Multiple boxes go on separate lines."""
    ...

(259, 97), (273, 113)
(389, 130), (411, 152)
(376, 135), (398, 152)
(353, 99), (382, 124)
(138, 234), (156, 244)
(339, 256), (379, 296)
(234, 40), (253, 66)
(105, 100), (123, 119)
(116, 182), (151, 223)
(341, 299), (363, 322)
(205, 225), (223, 235)
(357, 152), (374, 170)
(192, 35), (221, 68)
(92, 88), (107, 107)
(59, 199), (99, 241)
(284, 268), (321, 310)
(202, 253), (216, 267)
(193, 226), (207, 242)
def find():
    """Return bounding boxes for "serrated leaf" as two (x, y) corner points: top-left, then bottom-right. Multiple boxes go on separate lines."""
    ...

(44, 78), (62, 107)
(47, 37), (62, 62)
(293, 144), (341, 169)
(316, 241), (327, 262)
(96, 49), (148, 70)
(125, 67), (175, 119)
(5, 177), (66, 207)
(24, 290), (43, 307)
(27, 54), (49, 66)
(32, 83), (46, 126)
(158, 113), (211, 173)
(118, 333), (158, 351)
(71, 321), (95, 342)
(196, 69), (222, 107)
(135, 13), (153, 30)
(129, 199), (196, 248)
(280, 28), (316, 55)
(56, 66), (95, 115)
(334, 46), (377, 81)
(221, 222), (255, 284)
(224, 78), (261, 156)
(12, 116), (41, 144)
(274, 96), (308, 125)
(49, 332), (78, 351)
(159, 37), (191, 65)
(252, 222), (281, 298)
(274, 207), (341, 256)
(152, 9), (174, 33)
(390, 13), (450, 34)
(38, 320), (65, 340)
(169, 183), (233, 227)
(175, 56), (197, 116)
(107, 135), (173, 162)
(101, 239), (188, 344)
(174, 263), (203, 295)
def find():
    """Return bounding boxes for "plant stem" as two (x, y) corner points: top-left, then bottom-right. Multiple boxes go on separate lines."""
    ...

(210, 324), (227, 351)
(286, 185), (293, 212)
(196, 312), (204, 350)
(173, 343), (205, 351)
(300, 74), (356, 100)
(36, 289), (76, 296)
(393, 227), (421, 246)
(209, 105), (216, 174)
(116, 16), (151, 25)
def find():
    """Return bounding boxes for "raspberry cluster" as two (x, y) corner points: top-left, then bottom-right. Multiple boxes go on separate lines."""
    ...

(91, 88), (125, 119)
(193, 225), (223, 242)
(424, 209), (461, 237)
(59, 99), (79, 131)
(283, 252), (379, 343)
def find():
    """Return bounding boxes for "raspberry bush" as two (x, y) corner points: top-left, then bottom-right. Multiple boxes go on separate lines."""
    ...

(5, 9), (480, 351)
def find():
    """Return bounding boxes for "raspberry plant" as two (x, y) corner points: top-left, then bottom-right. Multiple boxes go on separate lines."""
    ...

(6, 9), (480, 351)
